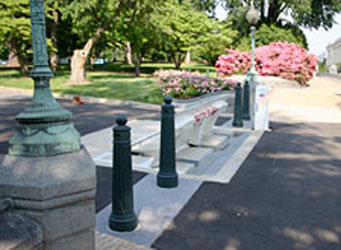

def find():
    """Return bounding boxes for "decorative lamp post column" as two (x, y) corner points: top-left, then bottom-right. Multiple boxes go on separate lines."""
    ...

(245, 0), (260, 84)
(0, 1), (96, 248)
(245, 0), (260, 119)
(8, 0), (80, 156)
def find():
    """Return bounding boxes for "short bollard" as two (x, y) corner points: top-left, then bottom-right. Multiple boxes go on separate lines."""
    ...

(109, 114), (138, 232)
(233, 82), (244, 127)
(242, 80), (251, 120)
(157, 96), (178, 188)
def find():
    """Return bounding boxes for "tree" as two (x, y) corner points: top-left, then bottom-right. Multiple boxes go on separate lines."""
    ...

(235, 23), (308, 51)
(221, 0), (341, 30)
(62, 0), (125, 84)
(190, 0), (218, 14)
(120, 0), (165, 76)
(0, 0), (31, 73)
(45, 0), (65, 72)
(157, 1), (220, 69)
(194, 21), (237, 65)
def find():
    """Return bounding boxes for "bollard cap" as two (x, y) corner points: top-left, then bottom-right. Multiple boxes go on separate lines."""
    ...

(164, 96), (172, 104)
(116, 114), (127, 126)
(237, 82), (241, 87)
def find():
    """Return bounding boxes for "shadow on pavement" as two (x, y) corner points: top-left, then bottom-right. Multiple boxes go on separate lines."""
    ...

(153, 121), (341, 250)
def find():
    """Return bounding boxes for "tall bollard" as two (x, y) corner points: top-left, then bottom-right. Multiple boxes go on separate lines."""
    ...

(157, 96), (178, 188)
(109, 114), (138, 232)
(242, 80), (251, 120)
(233, 82), (244, 127)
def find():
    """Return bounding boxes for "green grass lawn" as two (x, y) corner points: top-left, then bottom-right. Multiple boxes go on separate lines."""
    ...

(0, 62), (217, 104)
(0, 69), (163, 104)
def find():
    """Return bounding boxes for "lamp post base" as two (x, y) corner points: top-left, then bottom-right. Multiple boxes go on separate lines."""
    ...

(157, 172), (178, 188)
(245, 70), (258, 84)
(0, 147), (96, 250)
(109, 213), (138, 232)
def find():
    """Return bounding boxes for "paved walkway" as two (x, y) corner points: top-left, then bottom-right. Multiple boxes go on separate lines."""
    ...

(153, 121), (341, 250)
(269, 75), (341, 123)
(0, 76), (340, 249)
(151, 76), (341, 249)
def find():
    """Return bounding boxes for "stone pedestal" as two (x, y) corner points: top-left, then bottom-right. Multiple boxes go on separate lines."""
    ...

(0, 147), (96, 250)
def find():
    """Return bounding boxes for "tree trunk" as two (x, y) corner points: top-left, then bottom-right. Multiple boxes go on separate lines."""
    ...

(125, 42), (133, 65)
(69, 50), (88, 84)
(134, 51), (142, 77)
(267, 0), (281, 24)
(50, 10), (59, 72)
(260, 0), (265, 20)
(175, 61), (181, 70)
(7, 42), (19, 67)
(17, 56), (29, 75)
(68, 27), (104, 84)
(90, 56), (95, 70)
(174, 52), (184, 70)
(7, 40), (29, 74)
(184, 50), (191, 64)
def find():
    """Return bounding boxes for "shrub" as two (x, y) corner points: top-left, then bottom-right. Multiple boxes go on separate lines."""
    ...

(155, 69), (236, 98)
(216, 41), (317, 85)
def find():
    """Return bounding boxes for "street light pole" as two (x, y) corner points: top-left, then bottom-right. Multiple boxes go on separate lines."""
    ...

(248, 25), (257, 82)
(9, 0), (80, 157)
(245, 0), (260, 83)
(1, 2), (96, 248)
(245, 0), (260, 119)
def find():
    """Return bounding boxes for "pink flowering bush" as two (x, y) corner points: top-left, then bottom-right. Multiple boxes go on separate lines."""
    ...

(155, 70), (236, 98)
(216, 42), (317, 85)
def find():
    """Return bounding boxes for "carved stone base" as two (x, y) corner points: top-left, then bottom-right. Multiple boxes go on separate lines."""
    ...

(0, 147), (96, 250)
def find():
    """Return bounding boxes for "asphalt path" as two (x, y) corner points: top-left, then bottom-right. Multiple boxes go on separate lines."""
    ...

(153, 121), (341, 250)
(0, 96), (159, 154)
(1, 88), (340, 250)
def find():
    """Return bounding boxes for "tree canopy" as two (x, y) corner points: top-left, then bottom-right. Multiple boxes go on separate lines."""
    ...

(0, 0), (31, 72)
(221, 0), (341, 30)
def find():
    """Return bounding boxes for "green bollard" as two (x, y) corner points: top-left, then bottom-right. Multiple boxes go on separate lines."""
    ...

(109, 114), (137, 232)
(157, 96), (178, 188)
(242, 80), (251, 120)
(233, 83), (244, 127)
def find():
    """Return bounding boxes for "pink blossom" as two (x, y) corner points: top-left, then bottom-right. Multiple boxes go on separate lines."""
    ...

(215, 41), (317, 84)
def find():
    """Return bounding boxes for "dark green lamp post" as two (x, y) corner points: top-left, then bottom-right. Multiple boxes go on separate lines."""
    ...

(8, 0), (80, 156)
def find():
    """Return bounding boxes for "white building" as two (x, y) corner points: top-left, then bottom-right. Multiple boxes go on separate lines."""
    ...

(326, 37), (341, 73)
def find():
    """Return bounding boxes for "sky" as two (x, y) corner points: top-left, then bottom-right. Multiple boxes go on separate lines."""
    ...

(215, 5), (341, 57)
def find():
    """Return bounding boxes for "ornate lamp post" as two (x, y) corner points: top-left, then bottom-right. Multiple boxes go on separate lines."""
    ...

(8, 0), (80, 156)
(0, 1), (96, 248)
(245, 0), (260, 84)
(245, 0), (260, 120)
